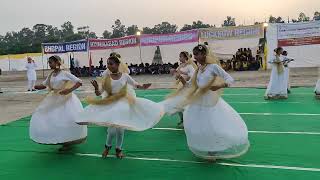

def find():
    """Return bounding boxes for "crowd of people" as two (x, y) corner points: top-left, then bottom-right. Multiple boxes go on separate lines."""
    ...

(70, 66), (103, 77)
(70, 48), (263, 77)
(70, 58), (106, 77)
(70, 63), (181, 77)
(70, 60), (181, 77)
(219, 47), (262, 71)
(128, 63), (179, 75)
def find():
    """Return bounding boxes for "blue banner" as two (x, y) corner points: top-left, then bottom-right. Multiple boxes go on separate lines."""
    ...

(42, 40), (88, 54)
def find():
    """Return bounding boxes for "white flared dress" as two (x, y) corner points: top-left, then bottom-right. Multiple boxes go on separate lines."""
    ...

(76, 72), (164, 131)
(26, 62), (37, 81)
(160, 64), (195, 115)
(284, 66), (290, 90)
(283, 56), (292, 90)
(315, 80), (320, 94)
(265, 55), (288, 98)
(29, 71), (87, 144)
(183, 64), (249, 160)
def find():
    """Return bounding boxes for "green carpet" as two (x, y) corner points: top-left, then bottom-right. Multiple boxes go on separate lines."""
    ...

(1, 87), (320, 179)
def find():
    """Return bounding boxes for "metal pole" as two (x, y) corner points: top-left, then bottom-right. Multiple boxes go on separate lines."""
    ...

(67, 52), (70, 69)
(263, 26), (267, 71)
(137, 34), (142, 64)
(8, 55), (11, 71)
(139, 43), (142, 63)
(46, 55), (48, 69)
(41, 45), (45, 78)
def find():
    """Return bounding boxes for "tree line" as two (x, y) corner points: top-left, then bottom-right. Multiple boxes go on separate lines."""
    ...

(0, 11), (319, 55)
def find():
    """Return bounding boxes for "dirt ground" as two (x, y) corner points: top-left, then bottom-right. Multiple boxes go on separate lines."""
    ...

(0, 67), (319, 125)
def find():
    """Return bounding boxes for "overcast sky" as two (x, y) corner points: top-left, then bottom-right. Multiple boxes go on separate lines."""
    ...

(1, 0), (319, 36)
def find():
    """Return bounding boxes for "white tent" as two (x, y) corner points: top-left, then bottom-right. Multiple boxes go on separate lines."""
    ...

(266, 21), (320, 68)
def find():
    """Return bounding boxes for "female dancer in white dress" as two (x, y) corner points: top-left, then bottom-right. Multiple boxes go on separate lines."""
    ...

(265, 47), (288, 99)
(315, 79), (320, 98)
(160, 51), (196, 127)
(26, 57), (37, 91)
(30, 55), (87, 151)
(282, 51), (294, 94)
(181, 44), (249, 160)
(76, 55), (164, 158)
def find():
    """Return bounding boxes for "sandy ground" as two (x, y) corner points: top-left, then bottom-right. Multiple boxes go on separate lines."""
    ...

(0, 67), (319, 125)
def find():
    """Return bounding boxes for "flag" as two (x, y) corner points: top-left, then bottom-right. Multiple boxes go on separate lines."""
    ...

(263, 41), (268, 70)
(89, 52), (93, 73)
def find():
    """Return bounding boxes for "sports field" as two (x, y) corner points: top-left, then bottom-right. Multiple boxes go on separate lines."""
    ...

(1, 87), (320, 179)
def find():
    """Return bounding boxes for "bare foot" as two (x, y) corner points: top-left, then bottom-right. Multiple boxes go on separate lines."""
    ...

(115, 148), (124, 159)
(207, 158), (216, 163)
(279, 95), (288, 99)
(207, 152), (217, 163)
(58, 145), (72, 152)
(102, 148), (110, 158)
(177, 121), (184, 129)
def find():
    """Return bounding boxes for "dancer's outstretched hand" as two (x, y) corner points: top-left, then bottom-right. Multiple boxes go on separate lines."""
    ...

(137, 83), (152, 89)
(34, 85), (46, 90)
(143, 83), (152, 89)
(91, 80), (99, 89)
(59, 88), (72, 95)
(210, 85), (222, 91)
(210, 83), (228, 91)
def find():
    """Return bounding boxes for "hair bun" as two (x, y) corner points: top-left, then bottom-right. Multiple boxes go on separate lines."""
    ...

(53, 55), (62, 62)
(110, 52), (121, 59)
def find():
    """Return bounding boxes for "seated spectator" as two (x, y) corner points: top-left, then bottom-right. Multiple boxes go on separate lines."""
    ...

(71, 61), (184, 77)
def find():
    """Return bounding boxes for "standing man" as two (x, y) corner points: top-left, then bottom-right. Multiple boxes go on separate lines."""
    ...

(26, 57), (37, 91)
(74, 57), (80, 68)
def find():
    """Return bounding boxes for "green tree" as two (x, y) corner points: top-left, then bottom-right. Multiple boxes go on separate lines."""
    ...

(126, 25), (139, 36)
(180, 20), (212, 31)
(269, 16), (277, 23)
(32, 24), (48, 52)
(88, 32), (97, 38)
(152, 22), (177, 34)
(102, 30), (112, 38)
(111, 19), (126, 38)
(46, 25), (60, 42)
(180, 24), (192, 32)
(77, 26), (90, 37)
(269, 15), (284, 23)
(60, 21), (75, 41)
(77, 26), (97, 38)
(313, 11), (320, 21)
(63, 34), (84, 42)
(297, 12), (310, 22)
(33, 24), (47, 40)
(0, 35), (5, 54)
(142, 27), (153, 34)
(17, 27), (34, 53)
(3, 32), (20, 54)
(222, 16), (236, 27)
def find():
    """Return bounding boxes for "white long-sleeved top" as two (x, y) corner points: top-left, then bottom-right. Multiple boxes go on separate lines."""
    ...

(197, 64), (234, 87)
(26, 62), (37, 81)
